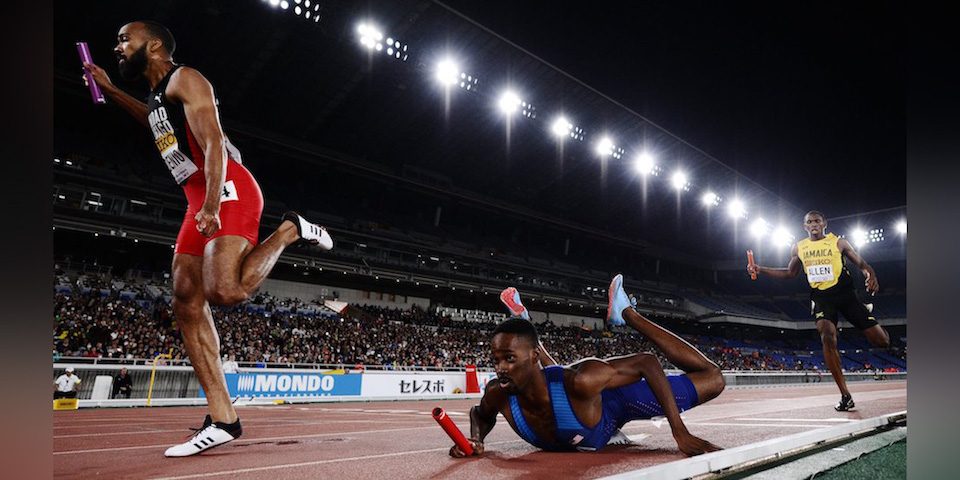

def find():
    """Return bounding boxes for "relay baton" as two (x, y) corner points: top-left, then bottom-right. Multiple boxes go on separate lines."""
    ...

(76, 42), (106, 104)
(432, 407), (473, 455)
(747, 250), (757, 280)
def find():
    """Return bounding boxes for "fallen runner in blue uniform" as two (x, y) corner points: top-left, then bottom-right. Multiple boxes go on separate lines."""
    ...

(451, 274), (725, 457)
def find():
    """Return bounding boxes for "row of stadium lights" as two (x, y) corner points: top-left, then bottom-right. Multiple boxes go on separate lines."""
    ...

(845, 224), (907, 248)
(350, 22), (910, 249)
(256, 5), (907, 250)
(379, 25), (911, 250)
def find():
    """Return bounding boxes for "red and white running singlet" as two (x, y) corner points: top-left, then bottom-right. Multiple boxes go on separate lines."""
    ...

(146, 65), (263, 256)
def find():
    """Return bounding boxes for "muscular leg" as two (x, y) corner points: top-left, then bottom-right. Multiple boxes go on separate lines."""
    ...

(862, 324), (890, 348)
(816, 318), (850, 397)
(838, 300), (890, 349)
(172, 254), (237, 423)
(623, 307), (725, 403)
(202, 220), (300, 306)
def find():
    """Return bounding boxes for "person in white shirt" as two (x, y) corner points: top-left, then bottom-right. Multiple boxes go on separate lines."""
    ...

(221, 353), (239, 374)
(54, 367), (82, 399)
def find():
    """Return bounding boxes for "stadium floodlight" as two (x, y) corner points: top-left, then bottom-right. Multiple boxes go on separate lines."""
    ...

(436, 60), (459, 86)
(867, 228), (884, 243)
(521, 99), (536, 118)
(749, 218), (771, 238)
(596, 137), (624, 158)
(551, 116), (572, 138)
(460, 73), (478, 90)
(671, 171), (690, 191)
(634, 153), (655, 175)
(850, 228), (867, 248)
(357, 23), (381, 49)
(895, 220), (907, 234)
(570, 125), (585, 141)
(701, 191), (720, 207)
(498, 91), (522, 115)
(356, 23), (403, 54)
(772, 227), (794, 247)
(437, 61), (476, 89)
(551, 116), (584, 141)
(278, 0), (319, 22)
(728, 199), (747, 219)
(597, 137), (613, 156)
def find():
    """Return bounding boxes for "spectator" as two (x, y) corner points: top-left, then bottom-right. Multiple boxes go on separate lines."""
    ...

(222, 353), (239, 374)
(112, 367), (133, 399)
(54, 367), (82, 399)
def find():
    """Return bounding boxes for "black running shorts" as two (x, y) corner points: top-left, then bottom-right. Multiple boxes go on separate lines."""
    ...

(811, 286), (878, 330)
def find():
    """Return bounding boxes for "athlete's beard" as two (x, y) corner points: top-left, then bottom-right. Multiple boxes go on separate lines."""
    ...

(118, 43), (148, 80)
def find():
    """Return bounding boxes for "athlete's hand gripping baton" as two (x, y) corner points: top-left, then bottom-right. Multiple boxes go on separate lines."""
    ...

(76, 42), (106, 104)
(432, 407), (473, 455)
(747, 250), (757, 280)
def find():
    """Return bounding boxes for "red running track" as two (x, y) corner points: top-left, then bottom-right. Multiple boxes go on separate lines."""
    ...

(53, 380), (906, 480)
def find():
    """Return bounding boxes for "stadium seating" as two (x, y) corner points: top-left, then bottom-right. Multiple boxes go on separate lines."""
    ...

(53, 272), (906, 372)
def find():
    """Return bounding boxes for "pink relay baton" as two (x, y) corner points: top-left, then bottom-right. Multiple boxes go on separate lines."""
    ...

(76, 42), (106, 104)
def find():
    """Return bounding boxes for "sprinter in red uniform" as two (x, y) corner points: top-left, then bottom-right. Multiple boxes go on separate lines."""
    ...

(83, 21), (333, 456)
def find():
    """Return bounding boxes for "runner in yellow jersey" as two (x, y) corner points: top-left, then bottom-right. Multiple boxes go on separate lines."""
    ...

(747, 211), (890, 411)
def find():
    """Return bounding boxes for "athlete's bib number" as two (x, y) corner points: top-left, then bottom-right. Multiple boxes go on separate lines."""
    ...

(806, 264), (835, 283)
(162, 148), (199, 184)
(156, 132), (199, 184)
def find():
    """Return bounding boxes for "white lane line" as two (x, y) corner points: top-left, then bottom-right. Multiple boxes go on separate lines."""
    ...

(53, 419), (416, 438)
(147, 439), (528, 480)
(734, 418), (856, 422)
(53, 425), (438, 455)
(54, 412), (431, 429)
(626, 434), (650, 442)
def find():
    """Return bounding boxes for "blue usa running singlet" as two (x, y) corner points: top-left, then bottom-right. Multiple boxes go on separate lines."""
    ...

(508, 365), (700, 451)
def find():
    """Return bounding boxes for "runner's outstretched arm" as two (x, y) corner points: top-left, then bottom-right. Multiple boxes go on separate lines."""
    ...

(751, 244), (802, 279)
(450, 381), (502, 457)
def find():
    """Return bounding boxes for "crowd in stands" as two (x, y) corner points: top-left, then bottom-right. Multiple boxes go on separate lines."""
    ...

(53, 280), (906, 372)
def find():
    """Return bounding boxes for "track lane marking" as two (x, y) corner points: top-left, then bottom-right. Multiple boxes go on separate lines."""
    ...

(54, 425), (439, 455)
(53, 419), (421, 438)
(147, 440), (529, 480)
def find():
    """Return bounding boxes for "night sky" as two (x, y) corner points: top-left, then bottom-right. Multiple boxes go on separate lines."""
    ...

(441, 1), (905, 217)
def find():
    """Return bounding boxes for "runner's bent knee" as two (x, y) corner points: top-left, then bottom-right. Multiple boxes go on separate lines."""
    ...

(204, 284), (247, 306)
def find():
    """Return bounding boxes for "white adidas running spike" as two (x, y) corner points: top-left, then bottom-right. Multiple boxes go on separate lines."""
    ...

(164, 415), (242, 457)
(283, 211), (333, 251)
